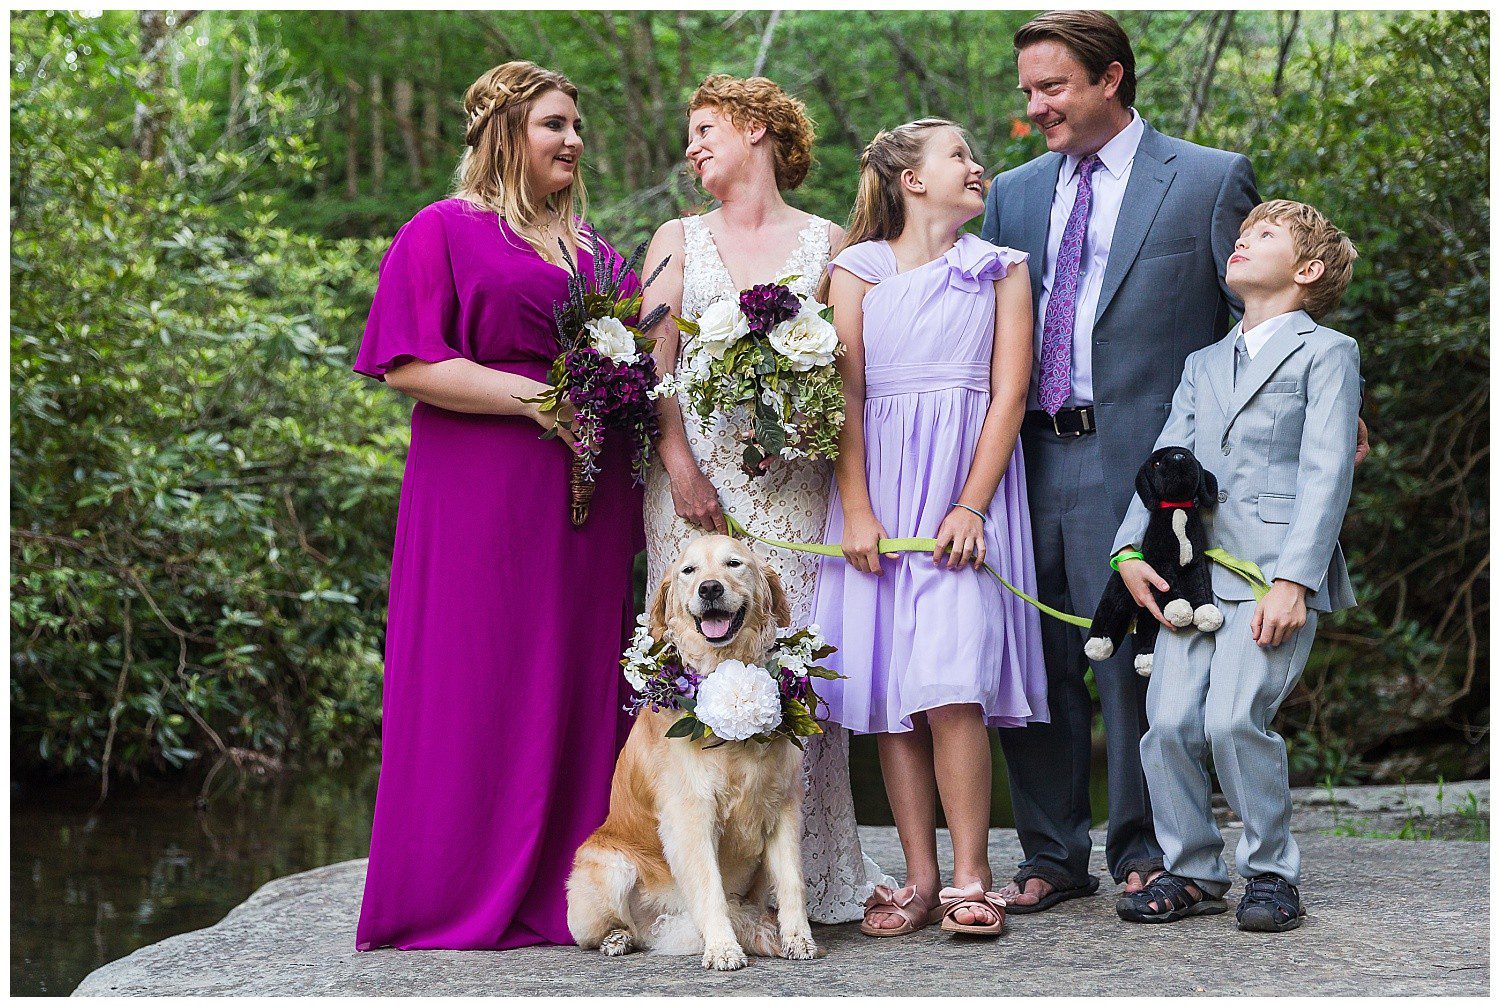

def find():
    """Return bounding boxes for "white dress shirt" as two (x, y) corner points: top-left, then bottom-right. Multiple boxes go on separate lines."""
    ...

(1235, 311), (1299, 360)
(1030, 109), (1147, 410)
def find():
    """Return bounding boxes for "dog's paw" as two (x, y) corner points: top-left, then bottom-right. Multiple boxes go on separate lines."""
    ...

(702, 941), (749, 971)
(600, 929), (635, 957)
(1084, 636), (1115, 661)
(1193, 604), (1225, 632)
(1134, 652), (1154, 677)
(1163, 599), (1194, 627)
(779, 932), (820, 960)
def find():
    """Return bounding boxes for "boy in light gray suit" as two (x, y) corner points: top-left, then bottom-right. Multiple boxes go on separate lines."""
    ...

(1112, 201), (1361, 932)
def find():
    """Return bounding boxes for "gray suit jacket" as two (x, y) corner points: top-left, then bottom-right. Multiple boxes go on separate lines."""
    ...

(1111, 311), (1360, 613)
(982, 122), (1259, 523)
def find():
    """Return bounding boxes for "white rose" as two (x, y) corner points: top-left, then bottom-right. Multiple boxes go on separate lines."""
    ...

(694, 299), (750, 359)
(587, 316), (639, 364)
(694, 660), (783, 741)
(768, 307), (838, 371)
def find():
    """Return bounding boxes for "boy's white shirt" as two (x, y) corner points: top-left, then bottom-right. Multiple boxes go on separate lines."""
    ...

(1234, 311), (1300, 359)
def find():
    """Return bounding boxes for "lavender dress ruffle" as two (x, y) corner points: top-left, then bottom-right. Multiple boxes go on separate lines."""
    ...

(812, 234), (1049, 734)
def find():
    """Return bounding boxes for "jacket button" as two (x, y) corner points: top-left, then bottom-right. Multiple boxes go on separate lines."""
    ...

(1218, 490), (1229, 503)
(1221, 443), (1232, 456)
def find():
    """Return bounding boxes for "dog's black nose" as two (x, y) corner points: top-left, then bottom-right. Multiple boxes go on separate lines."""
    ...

(698, 580), (725, 602)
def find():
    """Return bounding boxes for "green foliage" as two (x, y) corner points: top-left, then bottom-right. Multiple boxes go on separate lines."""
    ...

(11, 11), (403, 779)
(8, 9), (1488, 786)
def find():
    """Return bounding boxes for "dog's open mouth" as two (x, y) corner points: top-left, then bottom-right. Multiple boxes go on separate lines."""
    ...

(694, 606), (747, 644)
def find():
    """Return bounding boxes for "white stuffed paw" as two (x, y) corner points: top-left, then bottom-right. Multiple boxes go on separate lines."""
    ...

(779, 932), (820, 960)
(1193, 604), (1225, 632)
(702, 940), (749, 971)
(600, 929), (635, 957)
(1084, 636), (1115, 661)
(1134, 652), (1154, 677)
(1163, 598), (1194, 627)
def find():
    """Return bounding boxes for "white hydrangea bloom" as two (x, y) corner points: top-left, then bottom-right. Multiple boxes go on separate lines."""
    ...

(694, 660), (782, 741)
(587, 316), (640, 364)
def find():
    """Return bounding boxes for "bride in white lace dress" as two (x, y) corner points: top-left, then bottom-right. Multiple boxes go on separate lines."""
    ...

(639, 75), (892, 924)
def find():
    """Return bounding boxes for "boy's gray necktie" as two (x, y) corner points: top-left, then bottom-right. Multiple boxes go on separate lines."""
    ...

(1234, 334), (1249, 387)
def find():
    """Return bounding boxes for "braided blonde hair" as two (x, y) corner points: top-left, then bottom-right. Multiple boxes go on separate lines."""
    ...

(818, 118), (960, 300)
(452, 60), (588, 258)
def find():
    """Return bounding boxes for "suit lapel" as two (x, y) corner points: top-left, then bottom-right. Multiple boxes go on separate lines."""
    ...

(1204, 324), (1238, 418)
(1224, 312), (1315, 429)
(1094, 126), (1177, 325)
(1020, 155), (1063, 305)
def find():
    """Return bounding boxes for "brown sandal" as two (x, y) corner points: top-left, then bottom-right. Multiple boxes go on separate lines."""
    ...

(859, 884), (938, 937)
(936, 882), (1007, 936)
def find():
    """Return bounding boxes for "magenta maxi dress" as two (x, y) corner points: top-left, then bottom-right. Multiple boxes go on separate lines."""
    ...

(353, 198), (642, 951)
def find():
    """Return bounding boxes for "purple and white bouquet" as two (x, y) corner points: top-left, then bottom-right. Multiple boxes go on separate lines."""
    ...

(526, 237), (669, 526)
(653, 279), (844, 476)
(621, 617), (839, 745)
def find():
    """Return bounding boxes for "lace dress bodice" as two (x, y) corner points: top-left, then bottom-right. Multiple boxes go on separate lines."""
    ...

(644, 213), (893, 923)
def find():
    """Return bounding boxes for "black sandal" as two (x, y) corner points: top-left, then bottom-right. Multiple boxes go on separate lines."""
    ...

(1115, 872), (1227, 924)
(1004, 872), (1100, 915)
(1236, 874), (1306, 932)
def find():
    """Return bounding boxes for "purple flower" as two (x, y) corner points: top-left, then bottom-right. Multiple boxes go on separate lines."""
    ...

(740, 282), (800, 334)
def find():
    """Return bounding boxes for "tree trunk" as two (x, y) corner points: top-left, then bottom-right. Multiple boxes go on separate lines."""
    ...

(369, 72), (386, 191)
(392, 77), (424, 184)
(226, 58), (242, 144)
(132, 11), (170, 162)
(421, 67), (441, 172)
(1184, 11), (1235, 136)
(344, 77), (360, 199)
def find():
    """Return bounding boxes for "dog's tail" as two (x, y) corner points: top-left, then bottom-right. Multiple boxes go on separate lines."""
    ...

(647, 898), (781, 957)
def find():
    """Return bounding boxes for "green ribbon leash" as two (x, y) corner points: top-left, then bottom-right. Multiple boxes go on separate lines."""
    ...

(724, 513), (1094, 629)
(724, 515), (1277, 627)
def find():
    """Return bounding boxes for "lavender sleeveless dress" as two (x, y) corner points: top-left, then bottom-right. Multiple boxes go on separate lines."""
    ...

(352, 199), (642, 950)
(811, 234), (1049, 734)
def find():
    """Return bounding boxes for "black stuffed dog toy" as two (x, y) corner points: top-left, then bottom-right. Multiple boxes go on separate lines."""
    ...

(1085, 446), (1225, 677)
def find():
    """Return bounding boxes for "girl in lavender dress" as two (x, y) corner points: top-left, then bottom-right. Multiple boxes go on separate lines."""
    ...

(353, 62), (643, 951)
(813, 120), (1049, 938)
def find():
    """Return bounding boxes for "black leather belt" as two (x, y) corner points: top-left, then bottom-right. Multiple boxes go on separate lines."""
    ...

(1026, 406), (1096, 437)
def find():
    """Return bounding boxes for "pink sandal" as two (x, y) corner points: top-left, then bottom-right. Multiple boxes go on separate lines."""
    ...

(859, 884), (939, 937)
(937, 882), (1007, 936)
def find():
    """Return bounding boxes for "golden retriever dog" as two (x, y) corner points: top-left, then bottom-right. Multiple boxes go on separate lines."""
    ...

(566, 534), (819, 971)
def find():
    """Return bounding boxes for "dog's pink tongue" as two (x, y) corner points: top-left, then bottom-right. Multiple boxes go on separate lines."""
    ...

(700, 614), (733, 638)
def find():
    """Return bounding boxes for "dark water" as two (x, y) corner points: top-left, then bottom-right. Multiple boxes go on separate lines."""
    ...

(11, 745), (1106, 996)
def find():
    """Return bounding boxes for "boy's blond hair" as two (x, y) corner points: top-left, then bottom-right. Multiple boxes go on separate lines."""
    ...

(1240, 200), (1358, 319)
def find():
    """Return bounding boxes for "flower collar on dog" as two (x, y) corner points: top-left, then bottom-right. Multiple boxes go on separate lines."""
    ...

(620, 617), (841, 746)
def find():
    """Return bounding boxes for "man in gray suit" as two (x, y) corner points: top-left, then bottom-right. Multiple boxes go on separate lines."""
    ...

(980, 10), (1260, 910)
(1113, 199), (1361, 931)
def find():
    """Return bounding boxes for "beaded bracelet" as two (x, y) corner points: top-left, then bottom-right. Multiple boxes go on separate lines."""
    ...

(951, 502), (987, 525)
(1110, 549), (1145, 572)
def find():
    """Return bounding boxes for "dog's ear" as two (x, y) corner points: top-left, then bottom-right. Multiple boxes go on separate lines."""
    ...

(1197, 464), (1220, 509)
(1135, 456), (1161, 510)
(647, 570), (673, 642)
(764, 565), (792, 629)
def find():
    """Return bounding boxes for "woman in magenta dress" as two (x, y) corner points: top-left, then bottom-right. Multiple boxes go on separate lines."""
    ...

(353, 61), (642, 951)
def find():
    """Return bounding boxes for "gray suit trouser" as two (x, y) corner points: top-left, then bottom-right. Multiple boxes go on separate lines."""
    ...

(1142, 600), (1317, 896)
(999, 419), (1162, 887)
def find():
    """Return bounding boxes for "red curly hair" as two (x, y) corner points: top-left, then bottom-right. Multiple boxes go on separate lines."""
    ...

(689, 74), (816, 190)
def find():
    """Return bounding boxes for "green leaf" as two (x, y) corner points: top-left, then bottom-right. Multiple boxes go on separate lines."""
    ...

(665, 715), (699, 739)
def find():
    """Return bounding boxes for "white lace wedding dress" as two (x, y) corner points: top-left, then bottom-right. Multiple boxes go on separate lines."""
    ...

(644, 213), (894, 923)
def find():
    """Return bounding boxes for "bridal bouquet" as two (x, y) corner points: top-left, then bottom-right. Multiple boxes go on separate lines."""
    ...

(653, 279), (845, 476)
(622, 619), (840, 745)
(526, 237), (670, 526)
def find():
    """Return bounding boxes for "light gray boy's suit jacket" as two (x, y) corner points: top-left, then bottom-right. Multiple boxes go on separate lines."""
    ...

(1112, 310), (1360, 612)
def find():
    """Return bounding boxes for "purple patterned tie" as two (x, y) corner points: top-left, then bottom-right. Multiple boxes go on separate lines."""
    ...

(1038, 154), (1103, 415)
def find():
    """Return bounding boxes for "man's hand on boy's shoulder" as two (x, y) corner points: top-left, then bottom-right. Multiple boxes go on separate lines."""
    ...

(1252, 580), (1309, 647)
(1355, 416), (1370, 467)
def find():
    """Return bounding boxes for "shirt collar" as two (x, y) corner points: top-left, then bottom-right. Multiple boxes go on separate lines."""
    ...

(1063, 108), (1145, 183)
(1239, 311), (1300, 359)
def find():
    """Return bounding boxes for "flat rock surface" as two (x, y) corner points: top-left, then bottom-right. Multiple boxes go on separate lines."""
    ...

(75, 806), (1489, 996)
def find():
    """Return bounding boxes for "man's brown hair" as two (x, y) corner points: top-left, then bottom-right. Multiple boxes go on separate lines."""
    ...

(1014, 10), (1137, 109)
(1241, 200), (1359, 319)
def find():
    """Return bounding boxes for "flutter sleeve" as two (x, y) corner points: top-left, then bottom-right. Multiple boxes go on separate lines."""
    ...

(354, 205), (465, 380)
(943, 234), (1029, 292)
(827, 241), (892, 285)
